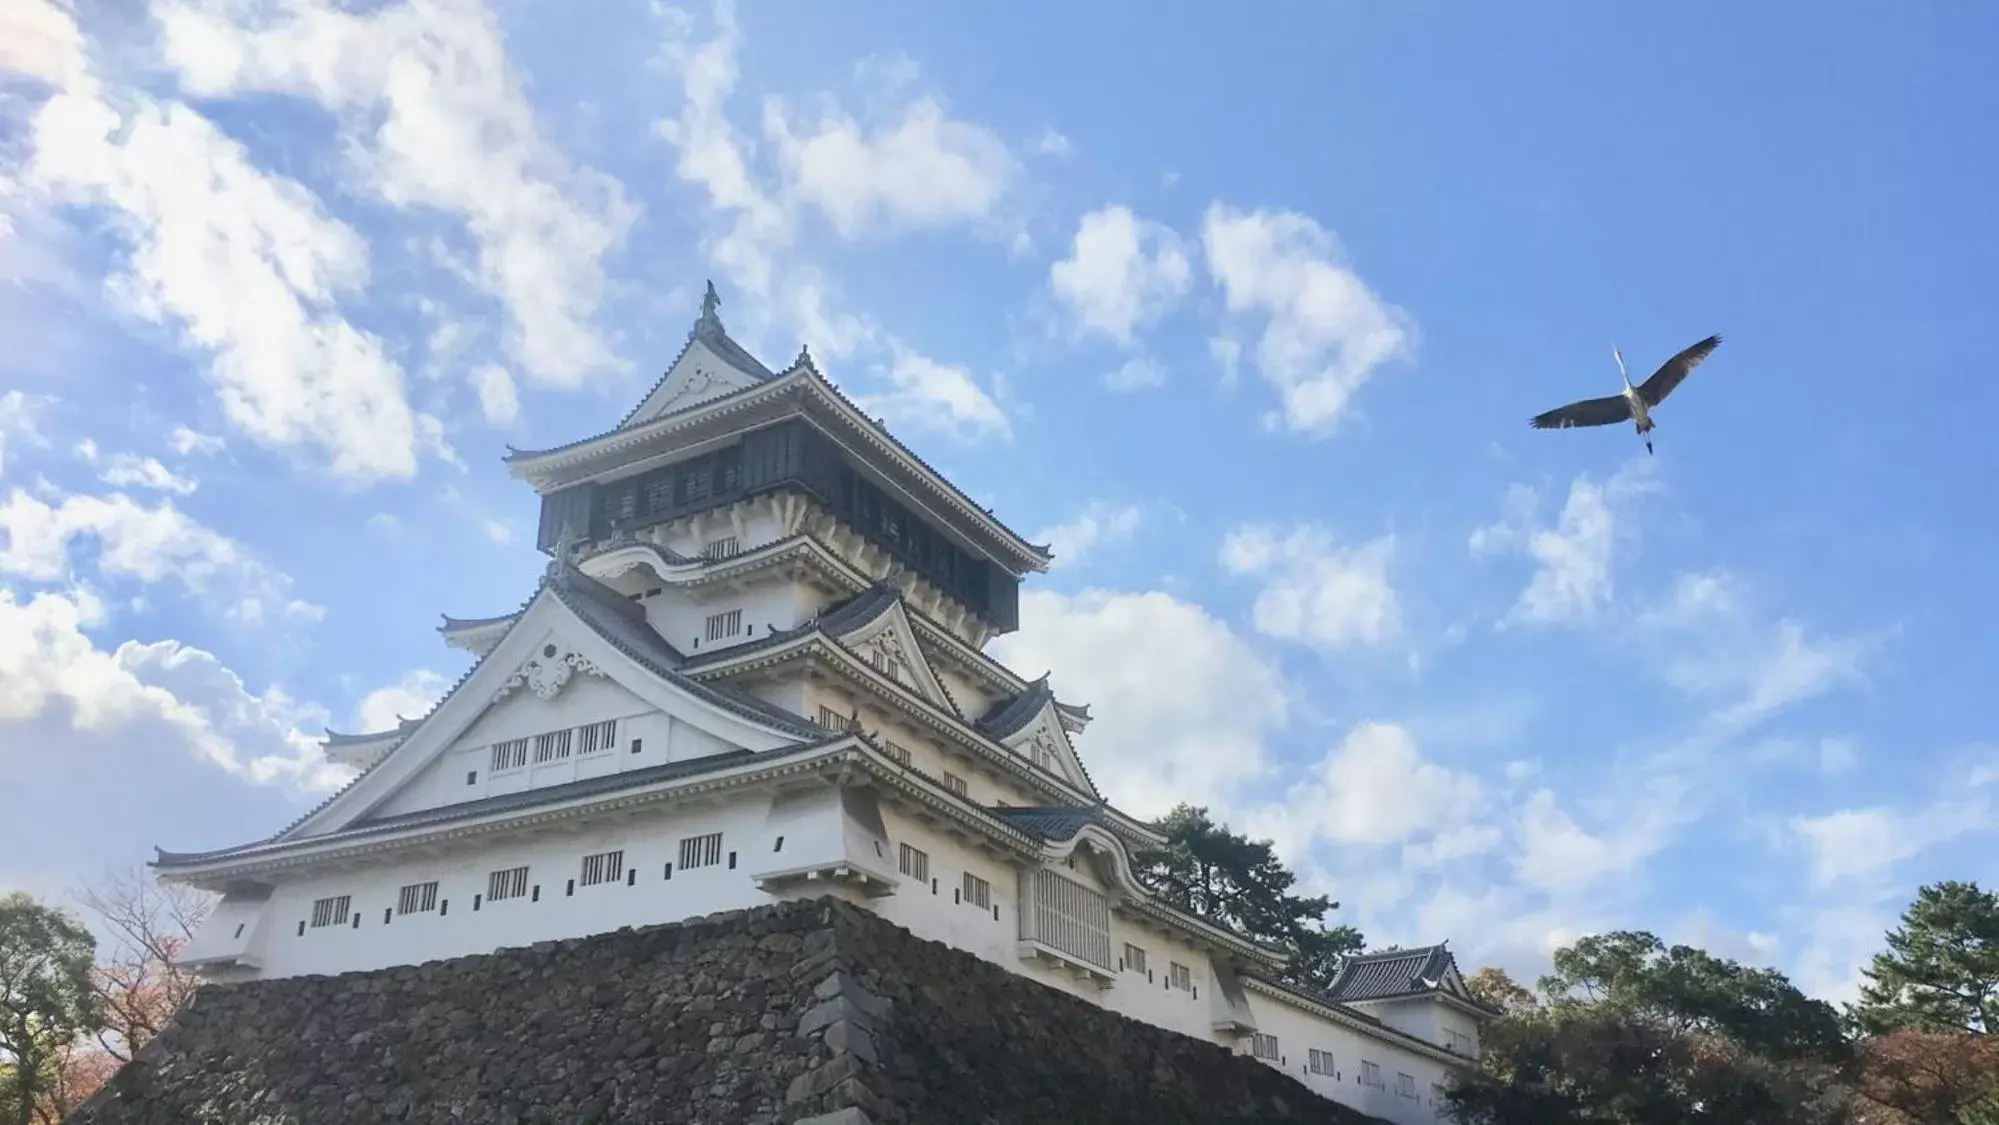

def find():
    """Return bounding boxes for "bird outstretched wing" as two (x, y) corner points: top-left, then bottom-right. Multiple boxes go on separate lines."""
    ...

(1637, 334), (1722, 407)
(1530, 394), (1632, 430)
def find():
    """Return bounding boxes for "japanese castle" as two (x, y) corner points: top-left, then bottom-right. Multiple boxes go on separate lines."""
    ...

(158, 284), (1495, 1123)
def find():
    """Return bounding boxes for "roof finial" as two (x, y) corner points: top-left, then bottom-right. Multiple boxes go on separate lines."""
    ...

(698, 280), (722, 330)
(546, 523), (579, 585)
(795, 342), (813, 369)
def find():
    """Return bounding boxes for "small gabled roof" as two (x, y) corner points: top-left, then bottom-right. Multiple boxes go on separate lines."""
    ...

(988, 806), (1107, 843)
(322, 719), (417, 746)
(437, 612), (521, 633)
(976, 675), (1056, 739)
(1325, 943), (1484, 1007)
(616, 281), (777, 430)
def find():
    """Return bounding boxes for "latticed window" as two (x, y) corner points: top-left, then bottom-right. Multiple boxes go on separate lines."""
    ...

(577, 720), (616, 755)
(309, 895), (350, 928)
(898, 843), (928, 882)
(396, 882), (438, 915)
(1308, 1048), (1335, 1076)
(882, 741), (911, 766)
(1024, 868), (1111, 969)
(816, 706), (854, 732)
(1123, 943), (1147, 974)
(702, 537), (739, 560)
(704, 609), (742, 641)
(942, 772), (967, 797)
(679, 832), (723, 870)
(963, 872), (992, 912)
(1251, 1033), (1280, 1060)
(580, 850), (624, 887)
(1396, 1073), (1417, 1098)
(490, 738), (528, 772)
(1359, 1061), (1383, 1088)
(533, 729), (572, 763)
(487, 866), (529, 902)
(1169, 962), (1193, 991)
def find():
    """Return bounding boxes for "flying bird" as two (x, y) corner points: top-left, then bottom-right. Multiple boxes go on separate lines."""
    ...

(1529, 335), (1722, 455)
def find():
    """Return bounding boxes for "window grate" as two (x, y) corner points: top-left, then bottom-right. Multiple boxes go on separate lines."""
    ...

(704, 609), (742, 642)
(1308, 1048), (1335, 1076)
(898, 843), (929, 883)
(678, 832), (723, 870)
(1252, 1033), (1280, 1060)
(577, 719), (617, 755)
(963, 872), (992, 912)
(487, 866), (529, 902)
(883, 741), (911, 766)
(309, 895), (350, 928)
(702, 537), (740, 560)
(816, 706), (853, 732)
(532, 729), (572, 764)
(1024, 868), (1111, 970)
(580, 850), (624, 887)
(490, 738), (529, 772)
(396, 882), (438, 916)
(1359, 1061), (1383, 1089)
(1396, 1072), (1417, 1098)
(942, 772), (967, 797)
(1123, 943), (1148, 974)
(1169, 962), (1193, 991)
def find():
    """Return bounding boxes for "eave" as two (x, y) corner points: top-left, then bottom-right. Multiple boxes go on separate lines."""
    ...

(505, 366), (1050, 574)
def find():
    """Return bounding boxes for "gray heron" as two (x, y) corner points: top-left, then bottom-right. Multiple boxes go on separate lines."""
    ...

(1529, 335), (1722, 454)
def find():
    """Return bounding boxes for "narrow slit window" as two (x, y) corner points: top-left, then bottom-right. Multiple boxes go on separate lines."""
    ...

(678, 832), (723, 870)
(701, 536), (739, 560)
(883, 741), (911, 766)
(577, 719), (617, 755)
(532, 729), (572, 764)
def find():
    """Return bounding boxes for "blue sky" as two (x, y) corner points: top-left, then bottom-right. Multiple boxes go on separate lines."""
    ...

(4, 0), (1996, 1001)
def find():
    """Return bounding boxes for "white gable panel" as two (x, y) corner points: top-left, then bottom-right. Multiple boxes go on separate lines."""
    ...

(1005, 702), (1098, 798)
(843, 603), (955, 714)
(625, 338), (766, 426)
(284, 589), (809, 841)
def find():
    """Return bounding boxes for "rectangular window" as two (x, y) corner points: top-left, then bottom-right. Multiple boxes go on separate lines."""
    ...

(1360, 1061), (1383, 1088)
(532, 729), (572, 764)
(1025, 868), (1112, 970)
(898, 843), (928, 883)
(1396, 1072), (1417, 1098)
(704, 609), (742, 642)
(701, 536), (739, 560)
(395, 882), (438, 916)
(882, 740), (911, 766)
(309, 895), (350, 928)
(579, 850), (625, 887)
(962, 872), (991, 911)
(1251, 1033), (1280, 1061)
(678, 832), (723, 870)
(1169, 962), (1193, 991)
(1444, 1028), (1474, 1055)
(942, 772), (967, 797)
(1307, 1048), (1335, 1076)
(1123, 943), (1147, 974)
(490, 738), (529, 772)
(487, 866), (529, 902)
(576, 719), (617, 755)
(816, 706), (853, 732)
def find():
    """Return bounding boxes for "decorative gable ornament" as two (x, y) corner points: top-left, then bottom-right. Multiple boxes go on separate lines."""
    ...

(1028, 728), (1061, 770)
(494, 643), (603, 702)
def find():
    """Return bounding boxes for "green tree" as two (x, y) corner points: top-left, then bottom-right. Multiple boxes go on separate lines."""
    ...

(1449, 930), (1856, 1125)
(1854, 881), (1999, 1037)
(1133, 804), (1362, 991)
(1466, 966), (1539, 1016)
(0, 893), (102, 1125)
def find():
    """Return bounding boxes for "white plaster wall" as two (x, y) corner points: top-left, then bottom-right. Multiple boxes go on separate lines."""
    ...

(1436, 1003), (1481, 1057)
(930, 665), (995, 723)
(368, 677), (745, 820)
(649, 581), (801, 657)
(650, 505), (786, 560)
(1243, 988), (1459, 1125)
(244, 797), (771, 979)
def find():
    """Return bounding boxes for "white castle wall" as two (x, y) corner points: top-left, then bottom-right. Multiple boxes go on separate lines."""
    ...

(1243, 987), (1457, 1125)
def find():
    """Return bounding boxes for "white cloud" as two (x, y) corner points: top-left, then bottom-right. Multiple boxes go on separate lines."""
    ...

(851, 344), (1010, 442)
(1104, 356), (1166, 393)
(100, 453), (198, 495)
(11, 10), (440, 481)
(992, 588), (1289, 819)
(1035, 502), (1142, 569)
(0, 486), (320, 622)
(1200, 203), (1413, 433)
(154, 0), (639, 388)
(1029, 128), (1071, 157)
(1259, 722), (1485, 855)
(167, 426), (225, 456)
(470, 363), (520, 427)
(1049, 205), (1191, 347)
(0, 586), (345, 789)
(356, 668), (449, 732)
(1220, 523), (1400, 649)
(1790, 798), (1993, 891)
(1472, 462), (1656, 628)
(0, 390), (53, 478)
(0, 0), (86, 89)
(765, 96), (1018, 241)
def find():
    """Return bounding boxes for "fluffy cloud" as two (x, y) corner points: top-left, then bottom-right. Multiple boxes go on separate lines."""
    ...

(1035, 502), (1143, 570)
(1103, 356), (1166, 393)
(0, 586), (343, 789)
(8, 5), (440, 481)
(1201, 203), (1414, 433)
(1471, 461), (1655, 628)
(1259, 722), (1485, 854)
(1220, 523), (1400, 649)
(0, 486), (321, 623)
(0, 390), (52, 478)
(851, 344), (1010, 442)
(168, 426), (225, 457)
(99, 453), (198, 495)
(1049, 205), (1191, 348)
(992, 588), (1289, 819)
(470, 364), (521, 427)
(357, 668), (451, 732)
(766, 96), (1018, 241)
(154, 0), (639, 388)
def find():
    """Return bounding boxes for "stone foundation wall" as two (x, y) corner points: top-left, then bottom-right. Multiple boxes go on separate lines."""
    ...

(70, 897), (1383, 1125)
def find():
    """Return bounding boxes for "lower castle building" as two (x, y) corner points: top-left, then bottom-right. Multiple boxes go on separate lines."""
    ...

(157, 284), (1494, 1125)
